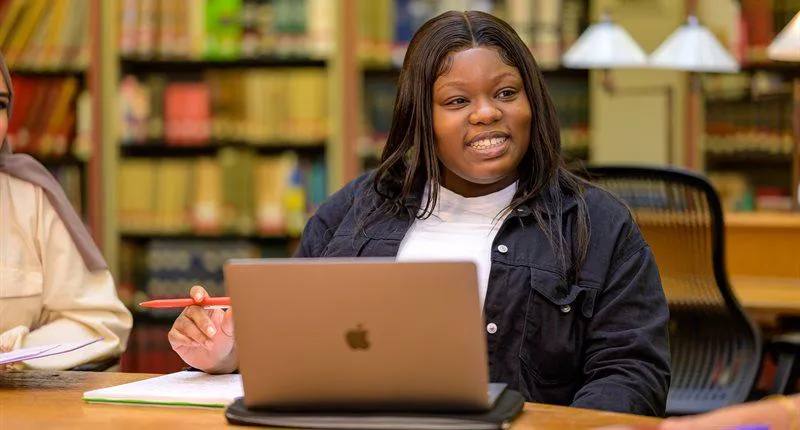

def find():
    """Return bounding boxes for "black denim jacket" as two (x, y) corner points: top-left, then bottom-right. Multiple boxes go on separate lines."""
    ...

(294, 173), (671, 417)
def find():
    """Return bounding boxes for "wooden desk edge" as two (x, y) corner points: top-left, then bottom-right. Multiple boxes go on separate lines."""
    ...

(725, 212), (800, 229)
(0, 370), (663, 429)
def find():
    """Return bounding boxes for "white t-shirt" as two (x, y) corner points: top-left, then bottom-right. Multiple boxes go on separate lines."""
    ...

(396, 182), (517, 308)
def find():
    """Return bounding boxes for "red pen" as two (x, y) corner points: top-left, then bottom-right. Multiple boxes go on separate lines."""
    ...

(138, 297), (231, 309)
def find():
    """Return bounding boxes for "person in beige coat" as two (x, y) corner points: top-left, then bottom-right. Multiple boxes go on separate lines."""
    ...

(0, 52), (132, 370)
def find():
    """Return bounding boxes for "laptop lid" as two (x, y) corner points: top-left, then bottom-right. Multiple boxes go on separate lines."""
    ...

(224, 258), (493, 412)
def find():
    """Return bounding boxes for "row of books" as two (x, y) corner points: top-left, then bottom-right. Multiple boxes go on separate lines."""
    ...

(705, 96), (793, 157)
(703, 71), (791, 102)
(500, 0), (585, 70)
(119, 69), (328, 146)
(117, 150), (326, 238)
(705, 133), (793, 158)
(548, 76), (590, 155)
(709, 171), (794, 213)
(0, 0), (90, 71)
(358, 0), (586, 69)
(45, 164), (84, 214)
(118, 239), (262, 315)
(119, 0), (332, 60)
(7, 74), (92, 159)
(360, 75), (395, 158)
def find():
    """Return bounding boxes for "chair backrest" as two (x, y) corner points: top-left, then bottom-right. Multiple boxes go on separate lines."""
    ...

(580, 165), (762, 416)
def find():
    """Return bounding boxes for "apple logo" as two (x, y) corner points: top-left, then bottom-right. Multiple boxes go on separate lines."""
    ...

(345, 324), (370, 350)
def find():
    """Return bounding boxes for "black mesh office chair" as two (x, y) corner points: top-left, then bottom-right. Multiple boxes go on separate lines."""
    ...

(580, 165), (763, 416)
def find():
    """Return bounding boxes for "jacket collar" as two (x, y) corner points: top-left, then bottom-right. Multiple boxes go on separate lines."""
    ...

(404, 182), (579, 219)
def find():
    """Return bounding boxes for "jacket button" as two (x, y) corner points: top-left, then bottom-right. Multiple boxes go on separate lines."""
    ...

(560, 305), (572, 314)
(496, 245), (508, 254)
(486, 323), (498, 334)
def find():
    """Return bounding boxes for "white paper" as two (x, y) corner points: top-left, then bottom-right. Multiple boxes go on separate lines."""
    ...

(0, 338), (102, 365)
(83, 371), (243, 407)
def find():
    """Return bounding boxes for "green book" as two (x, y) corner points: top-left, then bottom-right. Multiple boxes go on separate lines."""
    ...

(205, 0), (243, 60)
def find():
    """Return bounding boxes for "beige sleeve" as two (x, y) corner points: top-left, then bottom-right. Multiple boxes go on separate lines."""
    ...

(21, 195), (133, 370)
(0, 325), (30, 352)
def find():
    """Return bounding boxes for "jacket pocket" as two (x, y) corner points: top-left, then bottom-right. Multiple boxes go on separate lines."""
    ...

(520, 267), (597, 385)
(0, 264), (44, 298)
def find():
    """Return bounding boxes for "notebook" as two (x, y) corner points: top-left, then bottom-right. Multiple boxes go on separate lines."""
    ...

(82, 371), (244, 408)
(0, 338), (103, 365)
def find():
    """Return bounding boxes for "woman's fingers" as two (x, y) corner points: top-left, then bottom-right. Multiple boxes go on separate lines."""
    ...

(221, 309), (234, 337)
(189, 285), (210, 304)
(171, 307), (217, 348)
(168, 327), (199, 348)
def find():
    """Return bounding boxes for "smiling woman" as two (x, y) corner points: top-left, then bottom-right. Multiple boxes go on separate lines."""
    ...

(168, 10), (671, 418)
(432, 46), (531, 196)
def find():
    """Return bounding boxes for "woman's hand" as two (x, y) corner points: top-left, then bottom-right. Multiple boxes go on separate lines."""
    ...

(658, 395), (799, 430)
(168, 285), (237, 373)
(0, 344), (10, 372)
(596, 395), (800, 430)
(0, 325), (30, 372)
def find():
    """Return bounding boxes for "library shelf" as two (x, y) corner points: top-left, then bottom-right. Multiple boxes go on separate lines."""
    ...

(705, 151), (792, 170)
(119, 141), (327, 158)
(8, 67), (87, 77)
(120, 57), (327, 74)
(29, 153), (88, 167)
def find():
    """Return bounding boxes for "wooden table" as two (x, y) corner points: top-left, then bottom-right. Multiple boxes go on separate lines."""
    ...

(724, 212), (800, 327)
(732, 276), (800, 319)
(725, 213), (800, 281)
(0, 371), (661, 429)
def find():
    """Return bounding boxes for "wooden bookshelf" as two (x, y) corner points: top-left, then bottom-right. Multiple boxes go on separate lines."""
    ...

(706, 151), (793, 169)
(0, 0), (98, 233)
(701, 0), (800, 213)
(95, 0), (361, 373)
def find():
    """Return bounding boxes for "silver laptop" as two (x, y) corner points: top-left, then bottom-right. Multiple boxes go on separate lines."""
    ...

(224, 258), (506, 412)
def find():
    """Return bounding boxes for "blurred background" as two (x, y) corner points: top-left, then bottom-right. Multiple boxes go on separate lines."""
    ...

(2, 0), (799, 389)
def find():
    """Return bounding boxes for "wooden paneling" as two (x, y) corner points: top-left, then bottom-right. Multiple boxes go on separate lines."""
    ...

(725, 213), (800, 279)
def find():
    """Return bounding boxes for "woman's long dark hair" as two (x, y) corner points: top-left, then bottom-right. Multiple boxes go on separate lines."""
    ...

(372, 10), (590, 279)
